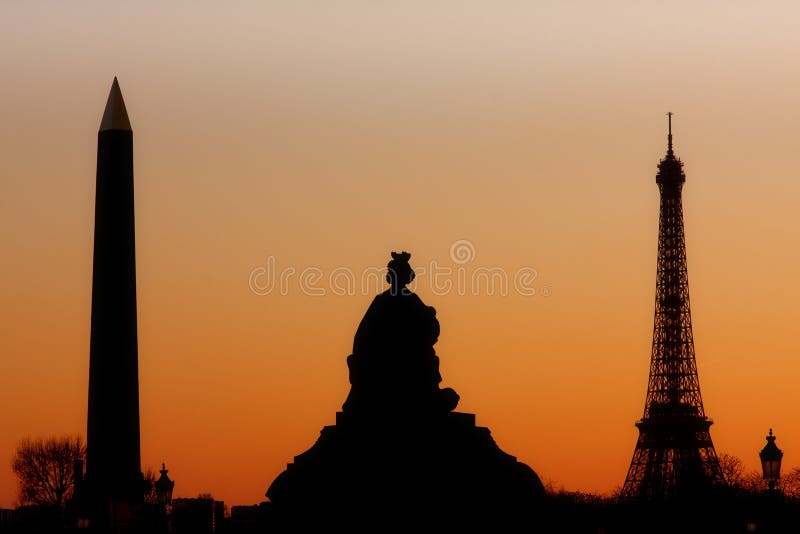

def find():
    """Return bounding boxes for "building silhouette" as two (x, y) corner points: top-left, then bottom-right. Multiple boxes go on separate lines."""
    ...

(620, 114), (724, 500)
(84, 78), (145, 530)
(228, 505), (265, 533)
(171, 498), (225, 534)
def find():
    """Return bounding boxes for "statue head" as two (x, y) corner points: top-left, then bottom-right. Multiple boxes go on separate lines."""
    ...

(387, 251), (415, 293)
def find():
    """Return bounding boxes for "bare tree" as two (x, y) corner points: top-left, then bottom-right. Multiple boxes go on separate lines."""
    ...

(740, 470), (767, 493)
(142, 468), (157, 505)
(11, 435), (85, 508)
(718, 453), (746, 488)
(716, 452), (800, 497)
(778, 467), (800, 499)
(717, 453), (772, 493)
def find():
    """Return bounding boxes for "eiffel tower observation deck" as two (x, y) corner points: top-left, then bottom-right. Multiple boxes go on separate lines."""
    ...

(620, 114), (724, 500)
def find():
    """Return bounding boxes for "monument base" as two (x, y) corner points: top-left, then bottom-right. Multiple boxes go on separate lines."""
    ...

(266, 411), (545, 530)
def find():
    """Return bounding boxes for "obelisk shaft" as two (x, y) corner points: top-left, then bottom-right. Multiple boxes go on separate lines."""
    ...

(86, 78), (142, 527)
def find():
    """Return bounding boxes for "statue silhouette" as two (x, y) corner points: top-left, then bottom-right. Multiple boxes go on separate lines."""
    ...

(266, 251), (545, 530)
(343, 251), (459, 415)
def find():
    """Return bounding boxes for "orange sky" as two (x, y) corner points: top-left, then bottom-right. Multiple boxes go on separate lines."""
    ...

(2, 2), (800, 508)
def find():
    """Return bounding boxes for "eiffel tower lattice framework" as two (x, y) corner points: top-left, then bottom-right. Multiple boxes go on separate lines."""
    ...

(620, 114), (725, 500)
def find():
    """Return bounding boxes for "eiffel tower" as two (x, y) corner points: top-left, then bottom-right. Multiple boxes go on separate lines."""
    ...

(620, 114), (724, 500)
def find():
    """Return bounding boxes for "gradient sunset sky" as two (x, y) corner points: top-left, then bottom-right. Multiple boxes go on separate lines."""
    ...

(2, 1), (800, 507)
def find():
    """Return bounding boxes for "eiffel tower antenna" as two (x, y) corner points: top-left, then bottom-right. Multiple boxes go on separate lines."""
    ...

(667, 111), (673, 155)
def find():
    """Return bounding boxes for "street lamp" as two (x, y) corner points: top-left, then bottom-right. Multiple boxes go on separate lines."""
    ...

(759, 429), (783, 493)
(154, 463), (175, 532)
(155, 463), (175, 505)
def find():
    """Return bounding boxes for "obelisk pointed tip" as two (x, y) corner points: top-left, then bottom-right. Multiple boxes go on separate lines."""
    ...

(99, 77), (132, 132)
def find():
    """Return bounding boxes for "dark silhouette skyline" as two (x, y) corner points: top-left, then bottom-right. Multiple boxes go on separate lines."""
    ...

(3, 76), (800, 532)
(5, 5), (800, 511)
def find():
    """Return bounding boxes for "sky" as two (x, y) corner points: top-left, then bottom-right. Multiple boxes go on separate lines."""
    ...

(2, 1), (800, 507)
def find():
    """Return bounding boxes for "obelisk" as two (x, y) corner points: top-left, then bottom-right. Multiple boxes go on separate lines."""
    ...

(85, 77), (143, 530)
